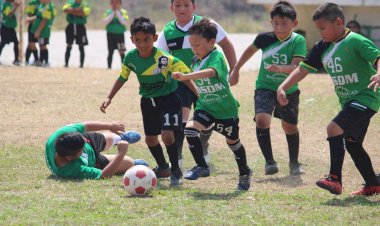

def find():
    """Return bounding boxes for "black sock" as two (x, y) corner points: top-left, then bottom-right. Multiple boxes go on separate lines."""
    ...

(148, 144), (169, 169)
(174, 123), (186, 160)
(327, 135), (345, 183)
(286, 132), (299, 163)
(0, 42), (5, 55)
(184, 128), (208, 167)
(200, 127), (212, 155)
(40, 49), (48, 63)
(256, 128), (274, 162)
(79, 46), (85, 67)
(25, 48), (32, 63)
(32, 49), (39, 61)
(228, 139), (250, 175)
(45, 49), (49, 63)
(14, 41), (19, 62)
(345, 141), (379, 186)
(65, 46), (72, 66)
(107, 50), (112, 68)
(165, 142), (179, 170)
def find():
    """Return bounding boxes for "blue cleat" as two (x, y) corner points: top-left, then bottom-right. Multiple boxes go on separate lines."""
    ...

(120, 131), (141, 144)
(133, 159), (149, 167)
(184, 166), (210, 180)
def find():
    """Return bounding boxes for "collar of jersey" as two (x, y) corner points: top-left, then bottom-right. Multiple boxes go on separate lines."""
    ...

(275, 32), (292, 42)
(332, 28), (350, 44)
(197, 47), (217, 62)
(175, 15), (196, 33)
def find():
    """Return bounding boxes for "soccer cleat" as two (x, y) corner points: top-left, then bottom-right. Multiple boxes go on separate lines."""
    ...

(152, 166), (171, 178)
(316, 174), (342, 195)
(184, 166), (210, 180)
(237, 169), (253, 191)
(133, 159), (149, 167)
(13, 60), (21, 66)
(120, 131), (141, 144)
(289, 162), (305, 176)
(170, 167), (183, 186)
(265, 160), (279, 175)
(376, 173), (380, 182)
(351, 185), (380, 196)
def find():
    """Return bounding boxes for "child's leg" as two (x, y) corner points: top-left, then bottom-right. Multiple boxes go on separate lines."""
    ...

(326, 121), (345, 183)
(146, 135), (169, 169)
(79, 45), (85, 67)
(65, 44), (72, 67)
(226, 137), (250, 176)
(184, 120), (208, 168)
(40, 45), (48, 64)
(255, 113), (273, 162)
(13, 38), (19, 63)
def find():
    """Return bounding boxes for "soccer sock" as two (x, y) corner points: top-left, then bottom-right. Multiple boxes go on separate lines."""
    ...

(25, 48), (32, 63)
(14, 41), (19, 62)
(165, 142), (179, 170)
(228, 139), (250, 176)
(65, 46), (72, 66)
(0, 43), (4, 55)
(79, 46), (85, 67)
(40, 49), (47, 63)
(184, 128), (208, 168)
(45, 49), (49, 63)
(256, 128), (274, 162)
(286, 132), (299, 163)
(32, 49), (39, 62)
(148, 144), (169, 169)
(345, 140), (379, 186)
(111, 134), (122, 146)
(327, 135), (345, 183)
(200, 127), (212, 155)
(174, 123), (186, 160)
(107, 50), (113, 69)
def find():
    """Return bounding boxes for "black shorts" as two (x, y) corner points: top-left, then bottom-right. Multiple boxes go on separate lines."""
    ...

(176, 82), (197, 109)
(333, 101), (376, 143)
(65, 23), (88, 46)
(0, 26), (18, 44)
(140, 92), (182, 136)
(107, 32), (125, 51)
(83, 132), (109, 169)
(37, 37), (50, 46)
(28, 23), (38, 43)
(254, 88), (300, 125)
(193, 110), (240, 140)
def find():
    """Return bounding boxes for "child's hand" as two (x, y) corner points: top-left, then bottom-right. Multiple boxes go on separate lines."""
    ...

(277, 88), (288, 106)
(110, 121), (125, 134)
(117, 141), (129, 155)
(172, 72), (185, 81)
(368, 74), (380, 92)
(14, 1), (21, 7)
(34, 31), (40, 39)
(100, 98), (112, 113)
(229, 69), (240, 86)
(266, 64), (282, 73)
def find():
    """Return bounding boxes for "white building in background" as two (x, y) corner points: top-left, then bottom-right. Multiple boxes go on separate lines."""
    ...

(247, 0), (380, 48)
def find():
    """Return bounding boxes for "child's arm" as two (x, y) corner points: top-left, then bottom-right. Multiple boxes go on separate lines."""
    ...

(102, 11), (114, 24)
(26, 15), (36, 23)
(100, 79), (125, 113)
(101, 141), (128, 178)
(34, 19), (47, 39)
(172, 68), (216, 81)
(229, 45), (258, 86)
(115, 10), (128, 26)
(8, 1), (20, 17)
(266, 57), (304, 74)
(218, 37), (237, 72)
(368, 58), (380, 91)
(182, 80), (198, 97)
(83, 121), (125, 134)
(277, 67), (309, 106)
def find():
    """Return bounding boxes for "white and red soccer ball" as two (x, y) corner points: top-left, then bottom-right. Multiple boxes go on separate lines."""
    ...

(123, 165), (157, 196)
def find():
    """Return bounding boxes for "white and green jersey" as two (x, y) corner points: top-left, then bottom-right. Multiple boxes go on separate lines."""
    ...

(301, 30), (380, 111)
(254, 31), (306, 93)
(103, 8), (128, 34)
(31, 2), (56, 38)
(119, 47), (190, 98)
(192, 48), (239, 119)
(157, 14), (227, 68)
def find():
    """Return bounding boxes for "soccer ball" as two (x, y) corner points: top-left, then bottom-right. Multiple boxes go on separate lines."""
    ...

(123, 165), (157, 196)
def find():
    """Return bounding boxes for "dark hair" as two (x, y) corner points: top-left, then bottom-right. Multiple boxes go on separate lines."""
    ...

(130, 17), (156, 35)
(346, 20), (361, 29)
(171, 0), (194, 4)
(188, 18), (217, 41)
(55, 133), (85, 157)
(270, 1), (297, 21)
(312, 3), (345, 23)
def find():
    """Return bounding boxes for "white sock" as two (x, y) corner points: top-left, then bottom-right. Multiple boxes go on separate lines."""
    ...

(112, 134), (122, 145)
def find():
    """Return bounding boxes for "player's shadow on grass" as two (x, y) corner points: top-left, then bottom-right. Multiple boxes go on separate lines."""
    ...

(46, 174), (84, 182)
(190, 191), (243, 201)
(254, 175), (305, 187)
(324, 196), (380, 206)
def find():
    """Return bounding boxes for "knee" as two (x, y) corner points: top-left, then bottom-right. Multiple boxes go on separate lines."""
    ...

(145, 136), (158, 147)
(184, 127), (199, 138)
(327, 121), (343, 137)
(161, 131), (175, 145)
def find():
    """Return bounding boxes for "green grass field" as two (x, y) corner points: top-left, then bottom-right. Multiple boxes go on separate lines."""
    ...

(0, 66), (379, 225)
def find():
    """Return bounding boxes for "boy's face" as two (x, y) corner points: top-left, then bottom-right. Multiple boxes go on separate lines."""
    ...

(189, 34), (215, 60)
(271, 16), (297, 40)
(170, 0), (196, 24)
(314, 18), (344, 42)
(131, 32), (158, 58)
(111, 0), (121, 10)
(40, 0), (49, 4)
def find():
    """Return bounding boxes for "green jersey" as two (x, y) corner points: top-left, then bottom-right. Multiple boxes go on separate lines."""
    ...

(192, 48), (239, 119)
(103, 9), (128, 34)
(31, 2), (56, 38)
(253, 31), (307, 93)
(25, 0), (40, 16)
(62, 1), (90, 25)
(301, 30), (380, 111)
(119, 47), (190, 98)
(45, 123), (102, 180)
(1, 2), (17, 28)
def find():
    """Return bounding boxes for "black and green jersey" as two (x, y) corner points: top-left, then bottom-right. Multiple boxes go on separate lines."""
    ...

(103, 9), (128, 34)
(119, 47), (191, 98)
(192, 48), (239, 119)
(25, 0), (40, 16)
(45, 123), (102, 180)
(1, 1), (17, 28)
(62, 1), (90, 25)
(254, 31), (307, 93)
(301, 30), (380, 111)
(31, 2), (56, 38)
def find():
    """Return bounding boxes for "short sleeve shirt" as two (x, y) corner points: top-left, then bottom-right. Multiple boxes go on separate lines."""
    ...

(1, 2), (17, 28)
(192, 48), (239, 119)
(253, 31), (307, 93)
(31, 3), (56, 38)
(45, 123), (102, 180)
(25, 0), (40, 16)
(103, 9), (128, 34)
(63, 1), (90, 24)
(300, 30), (380, 111)
(119, 47), (191, 98)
